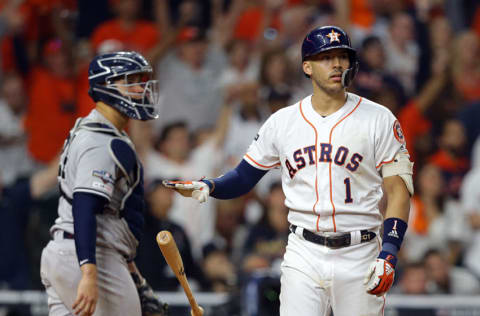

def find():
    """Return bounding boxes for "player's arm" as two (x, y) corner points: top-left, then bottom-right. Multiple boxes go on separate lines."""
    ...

(364, 150), (413, 296)
(71, 192), (108, 316)
(165, 159), (268, 202)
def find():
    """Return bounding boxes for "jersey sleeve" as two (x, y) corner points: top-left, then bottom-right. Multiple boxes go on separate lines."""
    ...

(244, 115), (280, 170)
(73, 145), (117, 201)
(375, 112), (408, 171)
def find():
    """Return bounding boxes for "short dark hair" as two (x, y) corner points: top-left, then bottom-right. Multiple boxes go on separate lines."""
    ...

(158, 121), (188, 143)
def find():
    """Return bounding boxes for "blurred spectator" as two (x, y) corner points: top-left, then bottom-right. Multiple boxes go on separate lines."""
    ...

(403, 164), (445, 261)
(397, 49), (450, 165)
(202, 245), (237, 293)
(154, 25), (228, 132)
(144, 113), (232, 257)
(223, 83), (265, 168)
(352, 35), (405, 111)
(1, 0), (77, 75)
(205, 198), (249, 266)
(90, 0), (159, 55)
(134, 179), (207, 291)
(383, 12), (419, 97)
(391, 262), (435, 316)
(264, 85), (292, 114)
(423, 249), (480, 295)
(404, 161), (470, 266)
(259, 48), (293, 99)
(0, 73), (33, 186)
(394, 262), (429, 295)
(23, 39), (76, 164)
(219, 39), (260, 101)
(0, 159), (58, 290)
(281, 4), (315, 60)
(428, 119), (469, 198)
(243, 182), (288, 272)
(232, 0), (283, 44)
(451, 30), (480, 103)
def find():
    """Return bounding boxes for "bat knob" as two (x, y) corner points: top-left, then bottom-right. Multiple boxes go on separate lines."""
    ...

(191, 306), (204, 316)
(156, 230), (172, 245)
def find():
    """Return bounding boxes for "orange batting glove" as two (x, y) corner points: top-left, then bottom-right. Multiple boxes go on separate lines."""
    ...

(363, 257), (395, 296)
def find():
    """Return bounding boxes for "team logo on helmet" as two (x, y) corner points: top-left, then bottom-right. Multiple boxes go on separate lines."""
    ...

(393, 120), (406, 144)
(326, 29), (341, 43)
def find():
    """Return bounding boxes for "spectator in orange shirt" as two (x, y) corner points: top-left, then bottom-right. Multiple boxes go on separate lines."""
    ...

(233, 0), (283, 44)
(397, 46), (450, 165)
(90, 0), (160, 55)
(24, 39), (76, 164)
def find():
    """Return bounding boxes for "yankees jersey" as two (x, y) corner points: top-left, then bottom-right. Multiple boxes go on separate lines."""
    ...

(245, 93), (406, 233)
(51, 110), (138, 259)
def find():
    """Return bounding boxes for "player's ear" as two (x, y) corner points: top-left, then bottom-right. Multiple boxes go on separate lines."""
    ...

(303, 61), (312, 77)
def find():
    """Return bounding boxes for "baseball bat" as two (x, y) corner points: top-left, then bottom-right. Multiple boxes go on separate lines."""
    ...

(156, 231), (204, 316)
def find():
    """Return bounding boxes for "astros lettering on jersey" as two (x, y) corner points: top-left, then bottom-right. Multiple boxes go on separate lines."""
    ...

(245, 92), (405, 233)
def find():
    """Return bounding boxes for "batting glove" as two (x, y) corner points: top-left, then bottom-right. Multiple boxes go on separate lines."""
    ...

(162, 180), (209, 203)
(131, 272), (169, 316)
(363, 258), (395, 296)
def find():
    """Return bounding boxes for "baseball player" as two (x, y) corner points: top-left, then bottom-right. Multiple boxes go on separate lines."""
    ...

(165, 26), (413, 315)
(40, 51), (167, 316)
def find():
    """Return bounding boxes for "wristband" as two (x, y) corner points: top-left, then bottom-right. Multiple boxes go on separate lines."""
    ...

(379, 217), (408, 267)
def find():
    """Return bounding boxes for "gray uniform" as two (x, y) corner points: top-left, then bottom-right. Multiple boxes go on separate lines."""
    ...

(40, 109), (141, 316)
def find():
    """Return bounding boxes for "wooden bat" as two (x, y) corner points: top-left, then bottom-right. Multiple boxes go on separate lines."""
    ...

(156, 231), (204, 316)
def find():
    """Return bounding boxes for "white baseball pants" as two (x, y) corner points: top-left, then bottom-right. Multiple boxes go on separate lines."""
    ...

(280, 231), (385, 316)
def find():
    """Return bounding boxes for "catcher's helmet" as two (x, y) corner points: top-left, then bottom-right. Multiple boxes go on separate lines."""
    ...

(301, 26), (359, 87)
(88, 51), (159, 121)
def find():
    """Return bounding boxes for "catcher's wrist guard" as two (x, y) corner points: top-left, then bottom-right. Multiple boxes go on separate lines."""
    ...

(131, 272), (169, 316)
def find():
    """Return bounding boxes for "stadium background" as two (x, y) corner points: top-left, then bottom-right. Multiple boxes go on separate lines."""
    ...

(1, 0), (480, 315)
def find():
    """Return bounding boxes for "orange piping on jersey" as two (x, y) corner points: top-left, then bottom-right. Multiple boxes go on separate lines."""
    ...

(328, 97), (362, 232)
(244, 154), (281, 169)
(299, 101), (320, 226)
(376, 158), (395, 169)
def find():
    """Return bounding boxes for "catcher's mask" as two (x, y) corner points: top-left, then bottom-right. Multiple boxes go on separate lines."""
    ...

(88, 51), (160, 121)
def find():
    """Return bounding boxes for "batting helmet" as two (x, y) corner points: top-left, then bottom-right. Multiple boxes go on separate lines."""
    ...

(301, 26), (359, 87)
(88, 51), (159, 121)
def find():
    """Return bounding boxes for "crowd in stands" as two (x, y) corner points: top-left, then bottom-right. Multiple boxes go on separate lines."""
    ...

(1, 0), (480, 314)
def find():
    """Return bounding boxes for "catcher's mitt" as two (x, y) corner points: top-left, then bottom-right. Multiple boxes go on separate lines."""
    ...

(131, 272), (169, 316)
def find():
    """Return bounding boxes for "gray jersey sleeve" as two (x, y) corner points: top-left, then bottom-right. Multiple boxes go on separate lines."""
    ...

(72, 142), (117, 201)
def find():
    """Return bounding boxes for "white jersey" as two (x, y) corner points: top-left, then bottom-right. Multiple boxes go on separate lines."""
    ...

(51, 109), (138, 259)
(245, 93), (406, 233)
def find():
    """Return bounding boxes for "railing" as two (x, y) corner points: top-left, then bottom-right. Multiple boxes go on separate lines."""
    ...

(1, 291), (480, 316)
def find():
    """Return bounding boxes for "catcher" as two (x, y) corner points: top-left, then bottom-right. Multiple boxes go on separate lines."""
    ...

(40, 51), (167, 316)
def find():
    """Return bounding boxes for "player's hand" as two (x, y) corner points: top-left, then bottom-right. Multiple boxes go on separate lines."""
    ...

(363, 258), (395, 296)
(162, 180), (209, 203)
(73, 264), (98, 316)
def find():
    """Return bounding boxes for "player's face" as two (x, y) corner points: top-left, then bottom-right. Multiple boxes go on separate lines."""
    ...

(303, 48), (350, 94)
(114, 73), (148, 97)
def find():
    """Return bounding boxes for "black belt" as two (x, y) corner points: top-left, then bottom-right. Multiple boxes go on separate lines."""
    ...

(290, 225), (376, 249)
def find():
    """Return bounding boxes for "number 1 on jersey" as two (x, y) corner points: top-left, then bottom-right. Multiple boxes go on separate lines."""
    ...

(344, 177), (353, 203)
